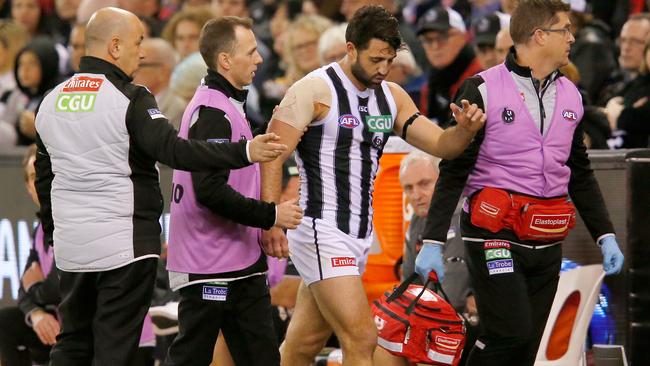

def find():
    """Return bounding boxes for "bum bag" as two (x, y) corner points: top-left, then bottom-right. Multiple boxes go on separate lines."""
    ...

(470, 187), (576, 243)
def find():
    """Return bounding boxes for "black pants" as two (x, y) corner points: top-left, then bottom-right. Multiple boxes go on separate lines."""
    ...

(464, 240), (561, 366)
(163, 275), (280, 366)
(49, 258), (158, 366)
(0, 306), (51, 366)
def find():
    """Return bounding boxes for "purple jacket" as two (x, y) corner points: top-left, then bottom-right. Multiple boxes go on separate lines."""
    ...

(465, 64), (583, 198)
(167, 85), (261, 274)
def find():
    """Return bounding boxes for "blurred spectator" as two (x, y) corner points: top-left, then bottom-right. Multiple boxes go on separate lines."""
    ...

(386, 45), (422, 89)
(50, 0), (82, 42)
(471, 11), (510, 70)
(169, 52), (208, 102)
(599, 13), (650, 105)
(612, 36), (650, 148)
(76, 0), (118, 24)
(283, 14), (332, 85)
(494, 25), (513, 64)
(55, 0), (81, 23)
(118, 0), (164, 35)
(416, 6), (483, 126)
(133, 38), (185, 129)
(499, 0), (518, 14)
(11, 0), (43, 37)
(318, 22), (347, 65)
(161, 7), (215, 60)
(569, 6), (618, 105)
(0, 145), (58, 366)
(262, 14), (332, 107)
(211, 0), (248, 17)
(1, 37), (60, 146)
(340, 0), (429, 71)
(560, 62), (612, 150)
(66, 22), (85, 74)
(0, 20), (30, 96)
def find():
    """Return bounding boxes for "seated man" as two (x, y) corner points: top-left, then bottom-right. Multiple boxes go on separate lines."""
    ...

(0, 145), (155, 366)
(374, 149), (477, 366)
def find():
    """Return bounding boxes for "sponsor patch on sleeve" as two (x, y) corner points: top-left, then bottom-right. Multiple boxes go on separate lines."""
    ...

(207, 138), (231, 144)
(147, 108), (166, 119)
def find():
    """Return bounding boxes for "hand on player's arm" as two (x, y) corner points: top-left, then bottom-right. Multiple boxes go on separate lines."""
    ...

(260, 120), (303, 258)
(389, 82), (485, 159)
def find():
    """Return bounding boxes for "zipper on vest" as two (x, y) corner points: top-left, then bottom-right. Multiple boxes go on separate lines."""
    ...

(531, 78), (548, 135)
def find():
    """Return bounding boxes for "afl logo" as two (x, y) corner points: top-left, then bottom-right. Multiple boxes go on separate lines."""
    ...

(562, 109), (577, 121)
(502, 108), (515, 124)
(338, 114), (360, 129)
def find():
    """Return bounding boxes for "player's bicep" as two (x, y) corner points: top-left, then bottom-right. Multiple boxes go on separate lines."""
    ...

(272, 77), (331, 132)
(266, 119), (304, 158)
(387, 82), (444, 141)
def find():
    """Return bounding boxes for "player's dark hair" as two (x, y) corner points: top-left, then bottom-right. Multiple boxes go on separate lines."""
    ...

(345, 5), (403, 51)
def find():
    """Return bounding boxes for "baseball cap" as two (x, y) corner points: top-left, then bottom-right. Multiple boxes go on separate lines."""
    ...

(416, 6), (466, 35)
(472, 12), (510, 47)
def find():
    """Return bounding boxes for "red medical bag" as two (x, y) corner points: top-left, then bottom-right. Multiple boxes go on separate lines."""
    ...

(371, 273), (466, 365)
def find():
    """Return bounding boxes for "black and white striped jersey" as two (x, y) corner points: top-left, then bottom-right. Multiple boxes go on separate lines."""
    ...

(295, 62), (398, 239)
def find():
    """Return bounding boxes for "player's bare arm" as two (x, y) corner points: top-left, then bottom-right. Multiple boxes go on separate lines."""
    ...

(388, 82), (485, 159)
(261, 76), (331, 258)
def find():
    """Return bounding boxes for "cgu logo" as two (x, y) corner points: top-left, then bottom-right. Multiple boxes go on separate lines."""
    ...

(365, 115), (393, 132)
(485, 248), (511, 260)
(338, 114), (360, 129)
(562, 109), (577, 121)
(55, 93), (97, 112)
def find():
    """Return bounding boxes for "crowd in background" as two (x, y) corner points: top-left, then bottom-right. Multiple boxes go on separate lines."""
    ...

(0, 0), (650, 150)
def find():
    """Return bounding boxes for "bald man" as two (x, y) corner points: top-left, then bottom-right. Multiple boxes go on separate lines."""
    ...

(34, 7), (286, 365)
(494, 26), (513, 64)
(133, 38), (186, 128)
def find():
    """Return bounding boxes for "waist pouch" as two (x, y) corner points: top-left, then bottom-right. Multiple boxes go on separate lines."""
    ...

(371, 273), (466, 365)
(470, 188), (576, 242)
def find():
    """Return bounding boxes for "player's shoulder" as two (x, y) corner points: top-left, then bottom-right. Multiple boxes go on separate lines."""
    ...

(293, 73), (329, 90)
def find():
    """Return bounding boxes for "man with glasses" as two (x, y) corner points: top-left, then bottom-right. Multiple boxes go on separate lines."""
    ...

(416, 6), (483, 127)
(601, 14), (650, 131)
(415, 1), (624, 365)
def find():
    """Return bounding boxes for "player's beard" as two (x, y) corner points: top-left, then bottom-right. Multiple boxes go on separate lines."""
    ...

(351, 60), (380, 89)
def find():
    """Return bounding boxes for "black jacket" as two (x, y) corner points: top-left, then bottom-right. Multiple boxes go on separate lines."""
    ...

(35, 56), (253, 270)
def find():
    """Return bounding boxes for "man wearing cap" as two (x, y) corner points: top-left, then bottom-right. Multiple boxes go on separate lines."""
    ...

(416, 6), (484, 127)
(472, 12), (511, 70)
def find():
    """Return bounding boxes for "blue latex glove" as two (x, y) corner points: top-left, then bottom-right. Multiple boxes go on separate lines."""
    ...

(415, 242), (445, 283)
(600, 236), (624, 275)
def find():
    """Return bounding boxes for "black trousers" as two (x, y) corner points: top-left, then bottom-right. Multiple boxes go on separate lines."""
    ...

(163, 275), (280, 366)
(0, 306), (51, 366)
(49, 258), (158, 366)
(464, 240), (562, 366)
